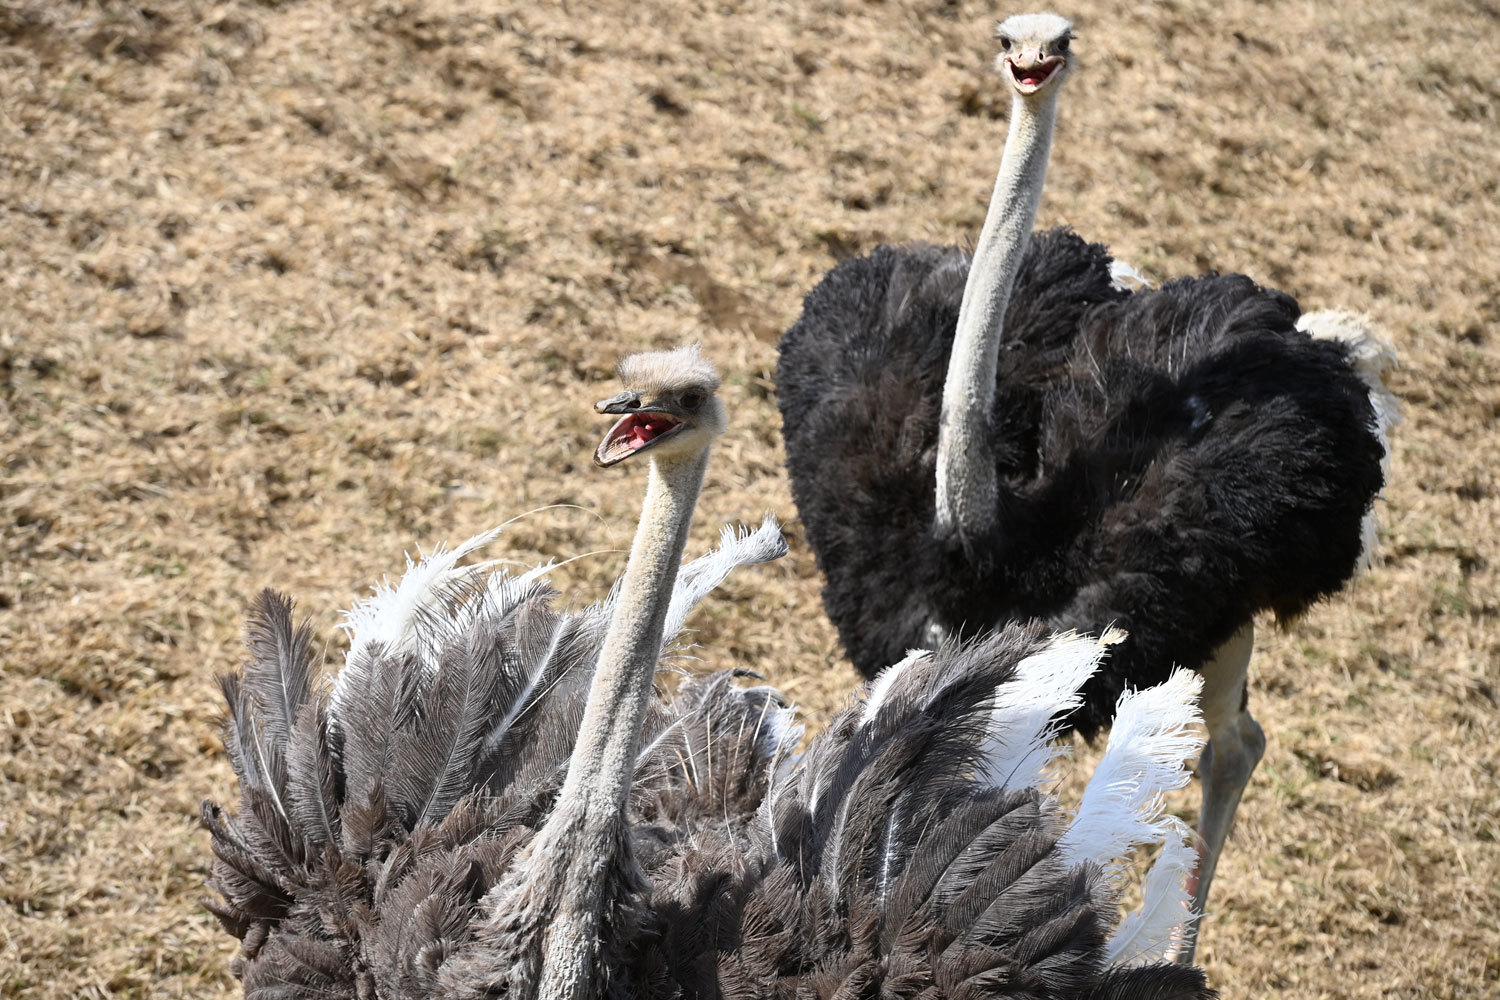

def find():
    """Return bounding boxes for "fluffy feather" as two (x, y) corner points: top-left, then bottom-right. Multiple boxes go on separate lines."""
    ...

(858, 647), (932, 726)
(208, 526), (1213, 999)
(1060, 669), (1205, 874)
(1109, 258), (1153, 291)
(1106, 827), (1200, 966)
(340, 527), (507, 660)
(1297, 308), (1401, 570)
(977, 630), (1104, 792)
(660, 514), (789, 652)
(206, 519), (794, 999)
(331, 524), (508, 722)
(729, 626), (1213, 999)
(777, 234), (1392, 741)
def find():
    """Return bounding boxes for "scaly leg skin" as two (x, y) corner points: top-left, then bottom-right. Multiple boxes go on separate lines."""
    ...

(1175, 623), (1265, 965)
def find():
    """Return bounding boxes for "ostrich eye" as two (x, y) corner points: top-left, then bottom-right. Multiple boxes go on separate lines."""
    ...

(680, 390), (705, 409)
(1057, 36), (1070, 53)
(998, 36), (1012, 51)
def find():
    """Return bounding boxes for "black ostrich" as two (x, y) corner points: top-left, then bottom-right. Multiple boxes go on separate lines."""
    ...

(775, 13), (1398, 959)
(204, 346), (1217, 998)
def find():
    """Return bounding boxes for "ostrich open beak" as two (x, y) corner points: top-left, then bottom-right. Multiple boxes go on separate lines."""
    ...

(1006, 54), (1065, 95)
(594, 393), (686, 467)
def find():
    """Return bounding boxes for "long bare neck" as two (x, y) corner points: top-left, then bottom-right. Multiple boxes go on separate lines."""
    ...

(558, 449), (706, 812)
(934, 89), (1059, 544)
(531, 447), (709, 1000)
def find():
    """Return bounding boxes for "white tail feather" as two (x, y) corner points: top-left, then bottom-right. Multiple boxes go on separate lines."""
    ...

(859, 648), (933, 726)
(1297, 308), (1401, 570)
(1105, 821), (1201, 965)
(331, 514), (787, 721)
(1109, 259), (1153, 291)
(341, 527), (506, 656)
(760, 704), (805, 767)
(1059, 669), (1204, 874)
(332, 525), (510, 716)
(659, 514), (788, 650)
(976, 631), (1104, 792)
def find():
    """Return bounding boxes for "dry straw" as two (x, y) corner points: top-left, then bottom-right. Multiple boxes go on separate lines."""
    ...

(1, 0), (1496, 996)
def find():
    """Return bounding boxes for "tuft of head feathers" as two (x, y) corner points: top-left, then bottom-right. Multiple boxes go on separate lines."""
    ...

(616, 343), (721, 399)
(995, 12), (1076, 42)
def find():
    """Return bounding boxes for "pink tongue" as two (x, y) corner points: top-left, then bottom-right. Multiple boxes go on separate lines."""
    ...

(628, 420), (658, 448)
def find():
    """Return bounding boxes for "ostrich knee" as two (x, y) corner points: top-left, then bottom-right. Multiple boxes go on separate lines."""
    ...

(1192, 710), (1266, 910)
(1177, 624), (1263, 964)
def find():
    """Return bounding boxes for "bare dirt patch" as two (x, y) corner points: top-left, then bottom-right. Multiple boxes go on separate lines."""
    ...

(2, 1), (1497, 996)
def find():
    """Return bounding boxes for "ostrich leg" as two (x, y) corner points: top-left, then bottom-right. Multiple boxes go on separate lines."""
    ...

(1178, 623), (1264, 964)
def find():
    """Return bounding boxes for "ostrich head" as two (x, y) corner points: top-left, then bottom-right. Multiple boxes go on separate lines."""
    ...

(594, 344), (727, 467)
(994, 13), (1076, 97)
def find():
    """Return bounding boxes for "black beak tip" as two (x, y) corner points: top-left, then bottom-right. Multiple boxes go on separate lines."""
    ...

(594, 391), (640, 415)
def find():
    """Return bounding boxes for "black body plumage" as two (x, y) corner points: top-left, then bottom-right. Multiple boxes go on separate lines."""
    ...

(776, 231), (1386, 736)
(205, 561), (1214, 998)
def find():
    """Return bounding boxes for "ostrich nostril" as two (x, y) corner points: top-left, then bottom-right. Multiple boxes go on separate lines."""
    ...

(595, 391), (642, 414)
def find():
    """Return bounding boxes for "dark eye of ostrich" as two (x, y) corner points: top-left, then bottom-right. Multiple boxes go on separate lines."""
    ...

(998, 36), (1012, 51)
(680, 390), (705, 410)
(1056, 36), (1070, 53)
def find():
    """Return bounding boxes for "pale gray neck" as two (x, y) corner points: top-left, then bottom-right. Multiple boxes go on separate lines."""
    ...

(934, 90), (1059, 543)
(556, 448), (706, 812)
(530, 447), (709, 1000)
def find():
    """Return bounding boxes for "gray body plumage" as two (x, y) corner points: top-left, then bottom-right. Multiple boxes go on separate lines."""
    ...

(206, 525), (1215, 999)
(206, 347), (1215, 998)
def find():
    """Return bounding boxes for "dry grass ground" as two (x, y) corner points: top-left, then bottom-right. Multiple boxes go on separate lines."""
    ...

(2, 0), (1497, 995)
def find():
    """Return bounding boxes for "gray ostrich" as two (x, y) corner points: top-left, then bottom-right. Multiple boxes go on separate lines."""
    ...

(205, 345), (1218, 998)
(776, 13), (1398, 959)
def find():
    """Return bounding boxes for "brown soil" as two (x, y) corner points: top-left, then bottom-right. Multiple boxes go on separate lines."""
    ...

(2, 1), (1497, 996)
